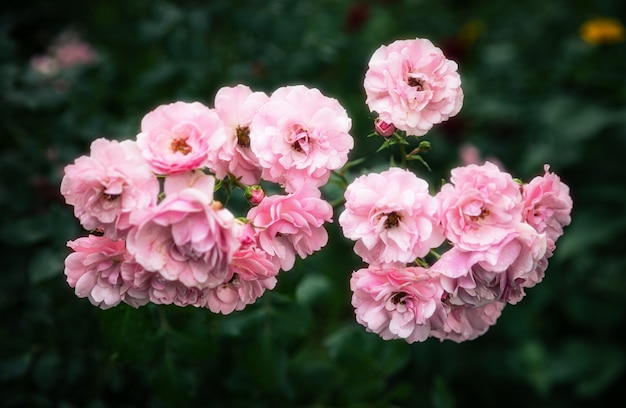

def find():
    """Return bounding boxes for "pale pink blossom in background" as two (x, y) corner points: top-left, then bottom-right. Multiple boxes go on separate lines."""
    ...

(437, 161), (523, 252)
(53, 36), (98, 68)
(339, 167), (444, 264)
(64, 235), (149, 309)
(212, 84), (269, 184)
(137, 101), (226, 175)
(430, 301), (505, 343)
(126, 187), (242, 289)
(60, 138), (159, 239)
(250, 85), (353, 192)
(247, 185), (333, 271)
(30, 55), (59, 76)
(364, 38), (463, 136)
(350, 265), (446, 343)
(522, 165), (573, 255)
(30, 30), (97, 76)
(432, 222), (547, 306)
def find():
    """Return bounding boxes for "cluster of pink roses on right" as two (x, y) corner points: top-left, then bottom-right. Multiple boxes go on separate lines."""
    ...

(340, 162), (572, 343)
(338, 36), (572, 343)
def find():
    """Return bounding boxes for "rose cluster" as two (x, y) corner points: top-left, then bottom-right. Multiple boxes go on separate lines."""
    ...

(338, 38), (573, 343)
(60, 36), (573, 344)
(61, 84), (353, 313)
(339, 163), (572, 343)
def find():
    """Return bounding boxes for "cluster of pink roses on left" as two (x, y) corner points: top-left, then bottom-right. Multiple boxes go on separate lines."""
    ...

(60, 84), (353, 312)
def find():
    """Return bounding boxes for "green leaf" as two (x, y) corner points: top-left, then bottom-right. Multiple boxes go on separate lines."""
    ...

(28, 247), (65, 284)
(295, 273), (332, 306)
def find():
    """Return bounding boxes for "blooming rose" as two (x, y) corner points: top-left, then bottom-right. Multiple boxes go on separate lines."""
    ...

(437, 161), (523, 252)
(350, 264), (446, 343)
(200, 222), (280, 313)
(364, 38), (463, 136)
(339, 167), (444, 264)
(430, 301), (505, 343)
(126, 176), (242, 289)
(60, 138), (159, 238)
(522, 165), (573, 255)
(136, 101), (226, 175)
(432, 222), (547, 306)
(211, 84), (269, 185)
(201, 247), (279, 314)
(247, 185), (333, 271)
(250, 85), (353, 192)
(64, 235), (150, 309)
(144, 273), (205, 306)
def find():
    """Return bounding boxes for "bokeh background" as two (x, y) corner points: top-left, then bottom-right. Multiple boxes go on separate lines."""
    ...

(2, 0), (626, 407)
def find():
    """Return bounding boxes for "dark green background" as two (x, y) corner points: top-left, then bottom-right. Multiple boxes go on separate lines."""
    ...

(2, 1), (625, 406)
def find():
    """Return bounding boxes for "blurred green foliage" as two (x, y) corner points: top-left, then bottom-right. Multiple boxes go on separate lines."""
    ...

(1, 0), (626, 406)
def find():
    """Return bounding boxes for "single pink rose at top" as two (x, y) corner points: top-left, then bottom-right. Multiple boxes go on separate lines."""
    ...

(247, 184), (333, 271)
(339, 167), (444, 265)
(437, 161), (523, 252)
(125, 173), (242, 290)
(211, 84), (269, 185)
(364, 38), (463, 137)
(136, 101), (226, 175)
(432, 222), (547, 306)
(522, 165), (573, 254)
(250, 85), (353, 192)
(64, 235), (150, 309)
(350, 264), (446, 343)
(60, 138), (159, 238)
(430, 301), (506, 343)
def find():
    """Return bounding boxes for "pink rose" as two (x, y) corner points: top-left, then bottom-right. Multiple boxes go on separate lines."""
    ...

(249, 85), (353, 192)
(201, 246), (279, 314)
(136, 101), (226, 175)
(211, 84), (269, 185)
(430, 301), (505, 343)
(60, 138), (159, 238)
(339, 167), (444, 264)
(126, 180), (242, 289)
(522, 165), (573, 254)
(146, 273), (205, 307)
(364, 38), (463, 136)
(350, 264), (446, 343)
(437, 161), (523, 252)
(247, 185), (333, 271)
(432, 223), (547, 306)
(64, 235), (150, 309)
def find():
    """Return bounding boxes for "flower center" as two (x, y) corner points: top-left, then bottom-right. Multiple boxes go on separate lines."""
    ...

(102, 193), (120, 201)
(171, 138), (192, 155)
(290, 127), (310, 154)
(236, 125), (251, 147)
(384, 212), (401, 228)
(407, 77), (424, 91)
(390, 292), (407, 305)
(469, 208), (490, 223)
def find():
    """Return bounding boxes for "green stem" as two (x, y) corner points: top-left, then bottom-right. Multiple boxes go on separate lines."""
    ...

(399, 142), (408, 169)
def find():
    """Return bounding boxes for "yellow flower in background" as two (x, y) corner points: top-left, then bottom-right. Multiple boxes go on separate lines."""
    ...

(580, 17), (626, 45)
